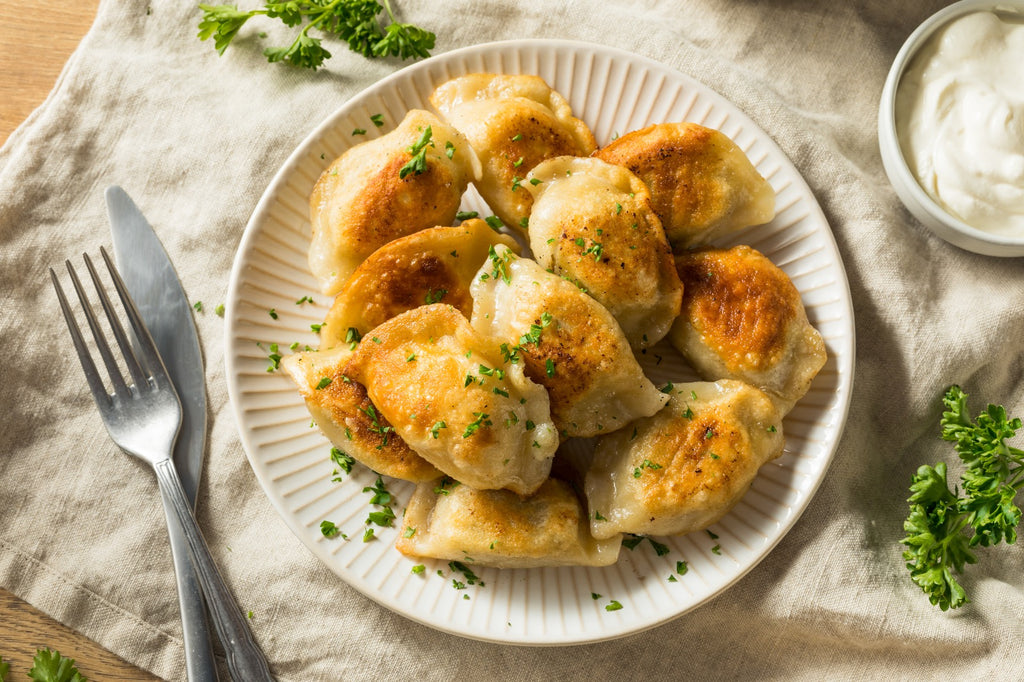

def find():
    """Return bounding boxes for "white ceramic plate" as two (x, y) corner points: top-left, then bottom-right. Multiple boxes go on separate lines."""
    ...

(225, 39), (855, 645)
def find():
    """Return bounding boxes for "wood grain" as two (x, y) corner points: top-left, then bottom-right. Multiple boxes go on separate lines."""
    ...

(0, 0), (100, 143)
(0, 1), (159, 679)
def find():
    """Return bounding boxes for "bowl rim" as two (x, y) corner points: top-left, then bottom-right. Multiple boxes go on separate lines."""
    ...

(877, 0), (1024, 255)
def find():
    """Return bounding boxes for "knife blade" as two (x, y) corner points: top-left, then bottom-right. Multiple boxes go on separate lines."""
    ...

(106, 186), (219, 681)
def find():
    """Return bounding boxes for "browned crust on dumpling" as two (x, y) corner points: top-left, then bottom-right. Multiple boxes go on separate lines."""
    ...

(675, 246), (799, 374)
(282, 349), (440, 482)
(595, 122), (774, 247)
(311, 151), (462, 264)
(320, 220), (519, 349)
(519, 294), (629, 428)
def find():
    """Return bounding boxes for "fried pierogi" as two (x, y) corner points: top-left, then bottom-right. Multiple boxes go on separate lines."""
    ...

(344, 304), (558, 495)
(281, 346), (441, 482)
(595, 122), (775, 249)
(470, 245), (668, 438)
(319, 220), (519, 350)
(525, 156), (682, 350)
(586, 380), (784, 539)
(309, 109), (477, 295)
(430, 73), (597, 230)
(396, 477), (622, 568)
(668, 246), (826, 416)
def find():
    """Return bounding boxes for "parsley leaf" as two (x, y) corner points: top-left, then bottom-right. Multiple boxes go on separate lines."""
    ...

(198, 0), (436, 71)
(399, 125), (434, 178)
(28, 648), (87, 682)
(901, 385), (1024, 610)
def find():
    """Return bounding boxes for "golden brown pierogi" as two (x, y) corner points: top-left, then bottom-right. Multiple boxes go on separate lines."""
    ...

(430, 73), (597, 230)
(470, 245), (668, 438)
(595, 122), (775, 249)
(396, 477), (622, 568)
(319, 220), (519, 350)
(281, 346), (440, 482)
(525, 156), (682, 350)
(344, 304), (558, 495)
(668, 245), (827, 416)
(309, 109), (476, 295)
(585, 380), (784, 539)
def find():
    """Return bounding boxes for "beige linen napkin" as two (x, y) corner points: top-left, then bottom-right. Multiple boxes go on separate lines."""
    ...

(3, 0), (1023, 679)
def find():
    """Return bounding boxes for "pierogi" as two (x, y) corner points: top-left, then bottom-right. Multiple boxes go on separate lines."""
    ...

(525, 156), (682, 350)
(319, 219), (519, 349)
(430, 73), (597, 230)
(344, 304), (558, 495)
(469, 244), (668, 438)
(595, 122), (775, 249)
(309, 109), (477, 295)
(585, 380), (785, 539)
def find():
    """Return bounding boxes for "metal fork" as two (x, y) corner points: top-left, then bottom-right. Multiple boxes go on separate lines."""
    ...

(51, 249), (274, 682)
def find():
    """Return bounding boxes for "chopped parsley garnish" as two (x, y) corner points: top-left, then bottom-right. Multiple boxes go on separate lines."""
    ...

(424, 288), (447, 304)
(359, 403), (393, 448)
(320, 520), (341, 538)
(660, 382), (675, 394)
(545, 358), (556, 377)
(649, 538), (670, 556)
(456, 210), (479, 220)
(215, 303), (225, 317)
(711, 545), (722, 555)
(399, 125), (434, 179)
(295, 295), (314, 305)
(463, 412), (492, 438)
(264, 342), (282, 372)
(449, 560), (484, 587)
(315, 376), (332, 390)
(487, 245), (515, 284)
(429, 421), (447, 439)
(370, 113), (384, 127)
(352, 127), (367, 135)
(362, 527), (376, 542)
(193, 301), (203, 312)
(621, 534), (644, 550)
(310, 322), (323, 333)
(363, 475), (393, 507)
(403, 526), (417, 538)
(605, 600), (623, 612)
(445, 140), (455, 159)
(411, 564), (426, 574)
(633, 459), (663, 478)
(433, 477), (460, 496)
(329, 447), (354, 475)
(268, 308), (278, 319)
(484, 215), (504, 231)
(367, 506), (396, 527)
(344, 327), (362, 350)
(676, 560), (689, 575)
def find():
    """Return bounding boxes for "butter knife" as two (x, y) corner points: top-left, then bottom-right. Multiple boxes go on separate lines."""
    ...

(106, 186), (219, 681)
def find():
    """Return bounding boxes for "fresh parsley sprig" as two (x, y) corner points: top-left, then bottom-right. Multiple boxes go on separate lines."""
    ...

(197, 0), (435, 70)
(901, 385), (1024, 610)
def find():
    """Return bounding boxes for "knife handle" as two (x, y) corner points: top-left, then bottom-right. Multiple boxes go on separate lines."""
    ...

(159, 491), (220, 681)
(154, 459), (275, 682)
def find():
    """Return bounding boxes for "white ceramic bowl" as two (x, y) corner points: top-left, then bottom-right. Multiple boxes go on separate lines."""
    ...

(878, 0), (1024, 257)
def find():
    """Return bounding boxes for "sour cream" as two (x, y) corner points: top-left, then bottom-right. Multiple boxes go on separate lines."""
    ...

(896, 10), (1024, 237)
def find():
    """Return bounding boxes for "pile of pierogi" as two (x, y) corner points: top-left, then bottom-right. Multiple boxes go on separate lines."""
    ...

(283, 73), (827, 568)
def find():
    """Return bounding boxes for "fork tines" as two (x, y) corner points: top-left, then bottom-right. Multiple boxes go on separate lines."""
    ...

(51, 248), (168, 399)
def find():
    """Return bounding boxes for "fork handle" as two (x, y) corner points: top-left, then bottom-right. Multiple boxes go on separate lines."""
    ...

(154, 459), (275, 682)
(159, 493), (220, 682)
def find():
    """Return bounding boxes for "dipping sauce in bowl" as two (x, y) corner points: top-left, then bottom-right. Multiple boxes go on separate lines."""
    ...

(896, 10), (1024, 238)
(878, 1), (1024, 256)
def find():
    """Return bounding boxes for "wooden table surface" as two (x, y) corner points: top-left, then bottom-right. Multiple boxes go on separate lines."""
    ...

(0, 2), (160, 680)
